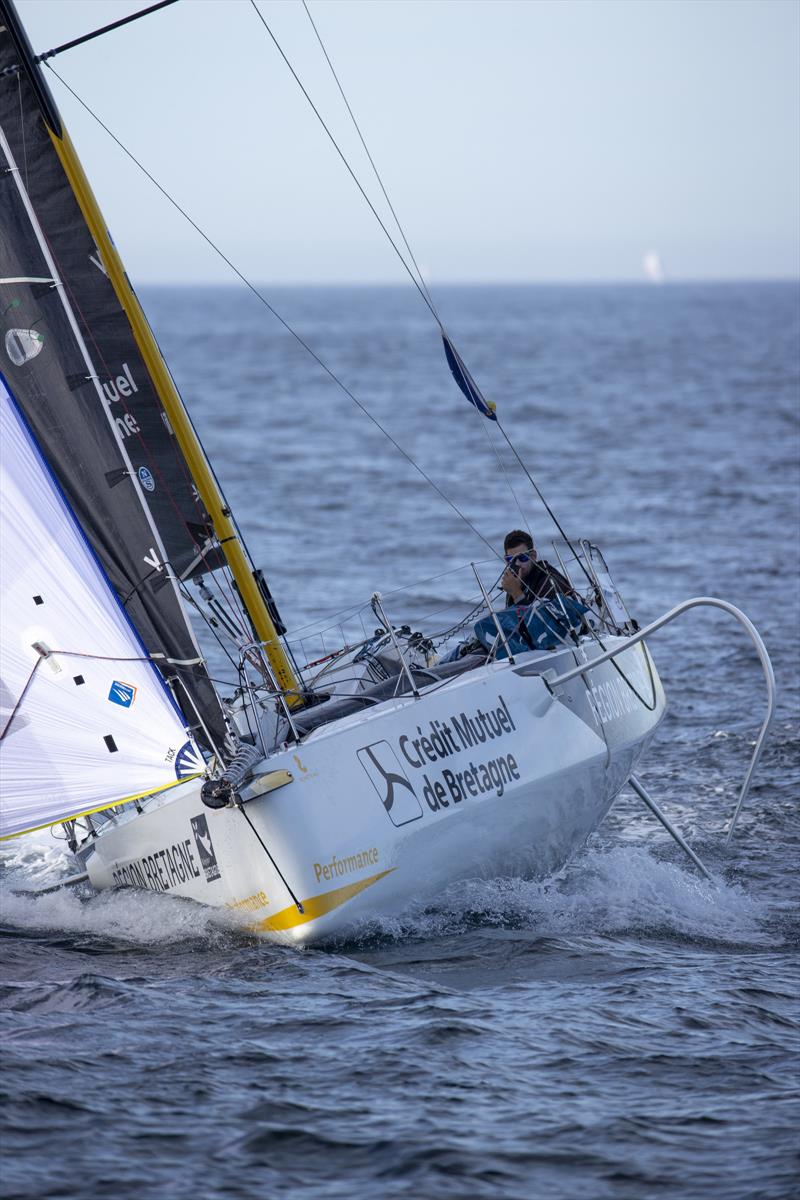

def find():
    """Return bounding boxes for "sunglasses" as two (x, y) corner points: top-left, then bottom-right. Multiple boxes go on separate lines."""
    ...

(504, 552), (533, 565)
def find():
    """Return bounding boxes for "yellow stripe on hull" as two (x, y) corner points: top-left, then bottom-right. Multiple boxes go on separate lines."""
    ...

(256, 868), (395, 933)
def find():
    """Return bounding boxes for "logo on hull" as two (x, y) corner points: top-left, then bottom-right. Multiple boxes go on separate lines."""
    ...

(190, 813), (221, 882)
(357, 741), (423, 827)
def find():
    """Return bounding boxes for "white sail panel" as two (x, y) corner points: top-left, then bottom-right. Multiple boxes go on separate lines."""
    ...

(0, 379), (202, 839)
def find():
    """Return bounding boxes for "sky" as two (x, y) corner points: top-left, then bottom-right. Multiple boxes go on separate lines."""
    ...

(14, 0), (800, 285)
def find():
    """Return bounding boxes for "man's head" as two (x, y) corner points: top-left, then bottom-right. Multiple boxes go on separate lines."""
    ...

(501, 530), (537, 600)
(503, 530), (536, 559)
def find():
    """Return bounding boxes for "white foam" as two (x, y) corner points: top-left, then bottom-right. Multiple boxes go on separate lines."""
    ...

(0, 881), (248, 944)
(0, 833), (768, 950)
(0, 830), (247, 945)
(357, 845), (770, 946)
(0, 828), (73, 888)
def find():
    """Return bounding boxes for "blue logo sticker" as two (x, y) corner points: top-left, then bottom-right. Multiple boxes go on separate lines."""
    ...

(175, 740), (204, 779)
(138, 466), (155, 492)
(108, 680), (137, 708)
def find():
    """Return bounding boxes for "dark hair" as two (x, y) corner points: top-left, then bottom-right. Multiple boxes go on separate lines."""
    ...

(503, 529), (534, 552)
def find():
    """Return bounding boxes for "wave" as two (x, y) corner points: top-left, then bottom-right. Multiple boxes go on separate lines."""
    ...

(343, 845), (771, 949)
(0, 832), (772, 953)
(0, 830), (247, 947)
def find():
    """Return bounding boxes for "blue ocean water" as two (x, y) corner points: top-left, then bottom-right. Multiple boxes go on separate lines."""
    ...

(1, 282), (798, 1200)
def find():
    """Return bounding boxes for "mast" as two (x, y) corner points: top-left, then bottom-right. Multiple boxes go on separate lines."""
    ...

(1, 0), (302, 703)
(51, 129), (302, 700)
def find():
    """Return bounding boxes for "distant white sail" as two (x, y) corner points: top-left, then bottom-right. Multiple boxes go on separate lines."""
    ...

(0, 379), (202, 839)
(643, 251), (665, 284)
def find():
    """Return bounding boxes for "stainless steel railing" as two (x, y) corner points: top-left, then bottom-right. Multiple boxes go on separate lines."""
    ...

(545, 596), (776, 844)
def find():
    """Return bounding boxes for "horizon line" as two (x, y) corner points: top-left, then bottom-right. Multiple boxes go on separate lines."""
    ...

(135, 275), (800, 289)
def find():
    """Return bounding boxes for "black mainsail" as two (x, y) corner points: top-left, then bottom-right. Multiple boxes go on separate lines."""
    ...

(0, 5), (230, 750)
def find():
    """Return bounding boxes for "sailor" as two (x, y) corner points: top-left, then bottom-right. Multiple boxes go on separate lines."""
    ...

(500, 530), (573, 606)
(441, 530), (574, 663)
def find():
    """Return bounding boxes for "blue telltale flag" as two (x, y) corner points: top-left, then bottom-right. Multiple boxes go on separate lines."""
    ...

(441, 333), (497, 421)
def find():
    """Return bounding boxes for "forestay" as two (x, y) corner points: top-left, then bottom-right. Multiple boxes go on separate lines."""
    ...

(0, 379), (203, 839)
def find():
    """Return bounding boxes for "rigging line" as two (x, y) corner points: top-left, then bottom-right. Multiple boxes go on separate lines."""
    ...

(210, 565), (257, 646)
(480, 416), (531, 535)
(170, 666), (242, 689)
(234, 665), (260, 745)
(40, 234), (248, 636)
(34, 1), (180, 64)
(249, 0), (440, 329)
(286, 4), (578, 558)
(49, 250), (251, 634)
(279, 559), (496, 641)
(300, 0), (530, 537)
(2, 646), (201, 740)
(44, 64), (496, 557)
(173, 392), (261, 627)
(0, 657), (41, 740)
(179, 582), (240, 671)
(118, 539), (248, 649)
(235, 801), (307, 912)
(300, 0), (437, 317)
(259, 0), (513, 471)
(203, 562), (251, 644)
(271, 2), (556, 547)
(496, 418), (599, 593)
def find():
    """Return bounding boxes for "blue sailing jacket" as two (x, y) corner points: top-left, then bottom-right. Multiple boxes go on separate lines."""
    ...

(473, 594), (589, 658)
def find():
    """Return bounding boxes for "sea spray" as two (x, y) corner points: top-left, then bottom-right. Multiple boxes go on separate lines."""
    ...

(339, 845), (771, 949)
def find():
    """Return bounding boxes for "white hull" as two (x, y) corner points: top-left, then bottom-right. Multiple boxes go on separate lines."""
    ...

(79, 639), (666, 944)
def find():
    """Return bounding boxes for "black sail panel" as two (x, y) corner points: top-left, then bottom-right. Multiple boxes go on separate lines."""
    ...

(0, 15), (228, 752)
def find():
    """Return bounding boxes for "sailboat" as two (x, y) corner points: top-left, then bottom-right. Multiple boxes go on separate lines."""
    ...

(0, 2), (775, 944)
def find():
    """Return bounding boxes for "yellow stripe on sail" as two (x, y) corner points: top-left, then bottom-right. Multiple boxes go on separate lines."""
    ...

(255, 868), (395, 933)
(0, 774), (202, 841)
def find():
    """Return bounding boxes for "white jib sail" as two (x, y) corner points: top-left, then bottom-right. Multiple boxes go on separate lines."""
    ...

(0, 378), (203, 839)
